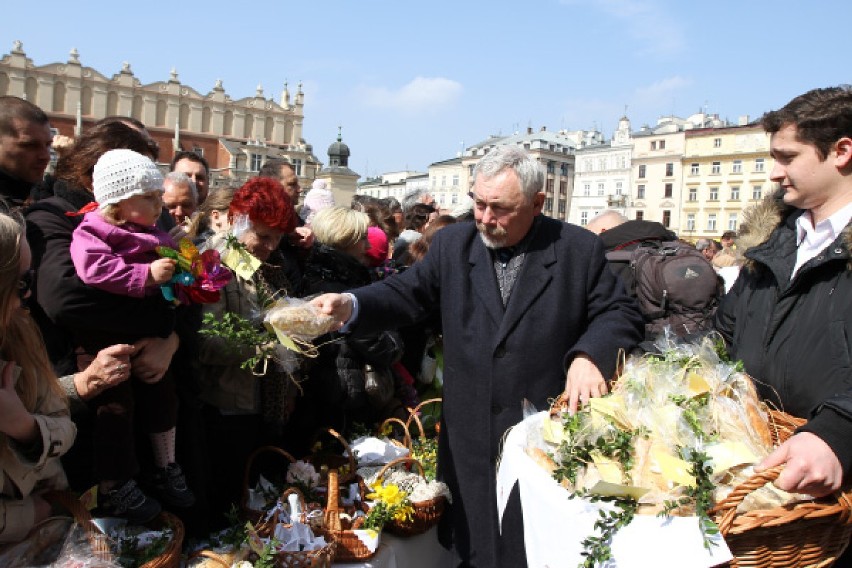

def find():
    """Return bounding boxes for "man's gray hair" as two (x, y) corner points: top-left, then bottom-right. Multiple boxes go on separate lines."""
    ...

(164, 171), (198, 202)
(473, 145), (544, 200)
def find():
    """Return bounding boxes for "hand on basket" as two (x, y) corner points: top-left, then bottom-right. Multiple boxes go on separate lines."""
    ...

(561, 354), (608, 414)
(756, 432), (843, 497)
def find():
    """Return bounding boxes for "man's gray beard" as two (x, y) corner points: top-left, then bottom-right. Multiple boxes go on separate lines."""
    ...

(477, 223), (507, 249)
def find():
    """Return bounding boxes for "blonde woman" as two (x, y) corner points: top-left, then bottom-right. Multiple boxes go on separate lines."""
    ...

(0, 210), (75, 543)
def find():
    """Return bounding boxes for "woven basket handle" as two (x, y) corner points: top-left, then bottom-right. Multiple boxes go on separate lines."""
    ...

(378, 417), (412, 449)
(405, 397), (442, 440)
(325, 470), (343, 531)
(375, 456), (426, 480)
(312, 427), (357, 476)
(240, 445), (297, 518)
(709, 465), (784, 534)
(43, 490), (112, 561)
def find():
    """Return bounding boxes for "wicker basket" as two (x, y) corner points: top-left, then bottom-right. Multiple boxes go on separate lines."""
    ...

(709, 409), (852, 567)
(251, 487), (337, 568)
(405, 397), (442, 441)
(45, 490), (184, 568)
(377, 416), (413, 450)
(374, 457), (447, 537)
(240, 445), (299, 522)
(324, 469), (380, 562)
(304, 428), (358, 486)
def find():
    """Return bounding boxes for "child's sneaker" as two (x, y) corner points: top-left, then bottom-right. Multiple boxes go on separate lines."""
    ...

(151, 463), (195, 508)
(98, 479), (161, 525)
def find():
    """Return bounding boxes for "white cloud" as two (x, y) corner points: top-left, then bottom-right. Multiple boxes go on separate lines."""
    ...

(561, 0), (685, 57)
(357, 77), (463, 113)
(634, 76), (691, 102)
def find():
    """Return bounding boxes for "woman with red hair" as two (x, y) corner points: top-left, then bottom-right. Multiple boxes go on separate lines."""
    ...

(196, 177), (299, 526)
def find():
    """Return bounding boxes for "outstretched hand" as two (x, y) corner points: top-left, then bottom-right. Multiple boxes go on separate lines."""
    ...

(756, 432), (843, 497)
(310, 293), (353, 331)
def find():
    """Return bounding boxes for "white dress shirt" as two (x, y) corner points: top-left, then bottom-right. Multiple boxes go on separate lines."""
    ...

(792, 201), (852, 278)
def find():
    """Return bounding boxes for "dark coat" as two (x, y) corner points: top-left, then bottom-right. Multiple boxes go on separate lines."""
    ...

(301, 244), (404, 435)
(349, 216), (644, 566)
(0, 167), (34, 209)
(714, 194), (852, 479)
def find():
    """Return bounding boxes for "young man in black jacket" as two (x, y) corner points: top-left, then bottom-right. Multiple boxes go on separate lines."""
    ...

(715, 86), (852, 500)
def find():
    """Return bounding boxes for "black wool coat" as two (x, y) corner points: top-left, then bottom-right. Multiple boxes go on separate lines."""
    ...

(349, 216), (644, 566)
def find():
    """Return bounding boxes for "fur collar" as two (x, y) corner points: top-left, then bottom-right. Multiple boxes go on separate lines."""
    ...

(738, 188), (852, 271)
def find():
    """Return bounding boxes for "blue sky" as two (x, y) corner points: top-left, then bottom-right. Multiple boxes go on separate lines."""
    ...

(4, 1), (850, 177)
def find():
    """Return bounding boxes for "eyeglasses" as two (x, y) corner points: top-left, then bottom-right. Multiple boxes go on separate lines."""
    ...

(18, 269), (34, 300)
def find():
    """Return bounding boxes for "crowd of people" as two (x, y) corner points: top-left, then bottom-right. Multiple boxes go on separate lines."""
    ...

(1, 85), (851, 568)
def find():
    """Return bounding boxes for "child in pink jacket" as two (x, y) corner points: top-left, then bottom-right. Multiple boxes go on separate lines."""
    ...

(70, 149), (193, 523)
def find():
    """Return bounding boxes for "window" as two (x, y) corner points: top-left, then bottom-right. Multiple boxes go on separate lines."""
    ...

(709, 187), (719, 201)
(637, 185), (645, 199)
(732, 160), (742, 174)
(662, 210), (671, 228)
(615, 181), (623, 195)
(250, 153), (263, 172)
(664, 183), (673, 198)
(547, 161), (555, 174)
(636, 211), (644, 220)
(691, 163), (699, 175)
(545, 197), (553, 211)
(597, 183), (605, 196)
(558, 200), (566, 215)
(638, 165), (646, 178)
(292, 158), (303, 176)
(688, 187), (697, 201)
(192, 146), (204, 157)
(452, 174), (459, 187)
(728, 213), (738, 231)
(559, 180), (567, 196)
(665, 162), (674, 177)
(730, 186), (740, 200)
(451, 193), (458, 204)
(711, 162), (721, 174)
(580, 211), (588, 226)
(650, 141), (657, 150)
(468, 165), (475, 176)
(752, 185), (762, 200)
(659, 140), (666, 150)
(441, 175), (446, 187)
(583, 183), (590, 196)
(560, 163), (569, 176)
(707, 214), (717, 231)
(546, 179), (554, 193)
(755, 158), (765, 172)
(714, 138), (722, 148)
(686, 213), (696, 231)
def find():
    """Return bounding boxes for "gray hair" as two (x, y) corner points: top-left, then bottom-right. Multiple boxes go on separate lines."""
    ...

(164, 171), (198, 202)
(472, 145), (544, 201)
(695, 239), (713, 251)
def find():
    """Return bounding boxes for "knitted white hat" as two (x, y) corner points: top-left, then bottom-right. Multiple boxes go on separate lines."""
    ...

(302, 181), (335, 215)
(93, 149), (164, 209)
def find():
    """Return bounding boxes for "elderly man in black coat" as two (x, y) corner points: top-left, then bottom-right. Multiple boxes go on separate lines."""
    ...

(312, 145), (643, 567)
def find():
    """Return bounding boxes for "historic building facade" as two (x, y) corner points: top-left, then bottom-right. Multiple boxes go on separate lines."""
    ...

(0, 41), (322, 189)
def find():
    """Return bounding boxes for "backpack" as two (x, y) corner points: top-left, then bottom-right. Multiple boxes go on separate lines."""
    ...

(606, 241), (721, 338)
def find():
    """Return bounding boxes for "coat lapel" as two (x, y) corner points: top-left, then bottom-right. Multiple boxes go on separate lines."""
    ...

(469, 239), (504, 329)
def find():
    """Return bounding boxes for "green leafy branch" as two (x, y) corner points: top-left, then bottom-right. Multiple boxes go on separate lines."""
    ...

(199, 311), (276, 371)
(658, 448), (719, 550)
(571, 492), (638, 568)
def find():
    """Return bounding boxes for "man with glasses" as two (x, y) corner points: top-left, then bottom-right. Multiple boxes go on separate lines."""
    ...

(312, 145), (643, 567)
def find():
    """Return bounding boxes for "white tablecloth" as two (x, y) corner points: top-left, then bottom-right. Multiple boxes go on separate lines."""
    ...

(332, 526), (457, 567)
(496, 411), (734, 568)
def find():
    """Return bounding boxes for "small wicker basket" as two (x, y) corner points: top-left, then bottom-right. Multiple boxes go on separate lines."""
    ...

(374, 456), (447, 537)
(45, 490), (184, 568)
(240, 445), (299, 522)
(710, 409), (852, 567)
(324, 469), (380, 562)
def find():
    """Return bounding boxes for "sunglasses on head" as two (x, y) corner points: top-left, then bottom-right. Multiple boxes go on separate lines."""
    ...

(18, 269), (34, 300)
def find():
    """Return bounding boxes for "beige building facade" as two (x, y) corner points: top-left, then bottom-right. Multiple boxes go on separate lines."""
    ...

(681, 124), (772, 240)
(0, 41), (321, 189)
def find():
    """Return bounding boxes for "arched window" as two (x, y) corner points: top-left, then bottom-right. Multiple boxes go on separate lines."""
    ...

(179, 103), (190, 129)
(52, 82), (66, 112)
